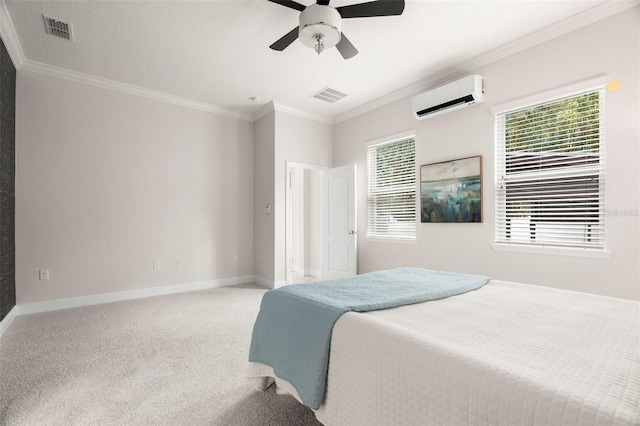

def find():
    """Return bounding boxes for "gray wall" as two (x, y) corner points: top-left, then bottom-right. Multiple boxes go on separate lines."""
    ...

(253, 108), (333, 288)
(0, 35), (16, 321)
(333, 8), (639, 300)
(16, 71), (254, 304)
(253, 111), (276, 284)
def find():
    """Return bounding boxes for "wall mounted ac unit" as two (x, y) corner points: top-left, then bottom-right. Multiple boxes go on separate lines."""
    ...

(412, 75), (484, 120)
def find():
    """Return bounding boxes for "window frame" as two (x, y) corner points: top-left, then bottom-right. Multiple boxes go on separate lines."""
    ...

(366, 130), (417, 243)
(491, 76), (610, 258)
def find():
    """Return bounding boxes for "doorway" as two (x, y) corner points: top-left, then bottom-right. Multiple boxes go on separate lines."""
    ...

(286, 162), (324, 285)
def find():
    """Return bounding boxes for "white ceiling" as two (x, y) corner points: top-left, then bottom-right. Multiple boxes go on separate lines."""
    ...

(3, 0), (618, 121)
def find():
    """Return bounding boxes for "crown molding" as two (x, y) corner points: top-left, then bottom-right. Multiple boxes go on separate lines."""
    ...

(251, 101), (276, 121)
(273, 101), (334, 125)
(462, 0), (639, 73)
(0, 0), (25, 68)
(19, 59), (254, 121)
(17, 56), (335, 125)
(334, 0), (639, 124)
(251, 100), (334, 125)
(18, 59), (334, 125)
(3, 0), (636, 126)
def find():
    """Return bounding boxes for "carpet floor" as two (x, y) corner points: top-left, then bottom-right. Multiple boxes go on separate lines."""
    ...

(0, 284), (322, 425)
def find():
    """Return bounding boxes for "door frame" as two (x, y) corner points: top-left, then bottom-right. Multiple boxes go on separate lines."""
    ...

(285, 161), (327, 285)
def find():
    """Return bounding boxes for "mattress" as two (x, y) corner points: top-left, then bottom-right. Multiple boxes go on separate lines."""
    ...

(247, 280), (640, 425)
(248, 267), (489, 409)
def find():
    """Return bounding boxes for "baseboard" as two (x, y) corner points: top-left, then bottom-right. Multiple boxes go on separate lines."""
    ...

(16, 276), (255, 316)
(290, 268), (321, 278)
(290, 266), (304, 275)
(251, 276), (288, 289)
(253, 276), (274, 289)
(305, 269), (321, 278)
(273, 280), (287, 289)
(0, 305), (18, 338)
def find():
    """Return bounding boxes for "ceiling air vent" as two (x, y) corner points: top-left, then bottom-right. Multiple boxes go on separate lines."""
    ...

(43, 15), (73, 41)
(311, 87), (348, 103)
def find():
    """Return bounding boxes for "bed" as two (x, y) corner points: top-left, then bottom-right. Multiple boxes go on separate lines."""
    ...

(247, 269), (639, 425)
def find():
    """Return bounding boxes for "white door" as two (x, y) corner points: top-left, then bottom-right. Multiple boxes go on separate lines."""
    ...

(322, 164), (357, 280)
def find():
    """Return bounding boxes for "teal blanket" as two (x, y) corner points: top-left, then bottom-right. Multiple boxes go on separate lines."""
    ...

(248, 267), (490, 409)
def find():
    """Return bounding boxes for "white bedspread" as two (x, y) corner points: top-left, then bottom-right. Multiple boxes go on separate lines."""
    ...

(248, 280), (640, 425)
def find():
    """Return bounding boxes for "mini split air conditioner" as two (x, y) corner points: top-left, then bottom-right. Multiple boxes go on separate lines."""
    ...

(412, 75), (484, 120)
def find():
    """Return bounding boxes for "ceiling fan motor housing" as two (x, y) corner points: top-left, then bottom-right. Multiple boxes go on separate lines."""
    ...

(299, 4), (342, 50)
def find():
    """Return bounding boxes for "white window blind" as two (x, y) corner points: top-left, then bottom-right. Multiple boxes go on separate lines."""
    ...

(495, 89), (605, 249)
(367, 136), (416, 240)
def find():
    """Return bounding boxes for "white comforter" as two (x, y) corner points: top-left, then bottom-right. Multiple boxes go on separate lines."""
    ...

(248, 280), (640, 425)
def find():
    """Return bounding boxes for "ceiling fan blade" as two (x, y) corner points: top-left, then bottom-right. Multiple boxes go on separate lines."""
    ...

(337, 0), (405, 18)
(269, 27), (300, 51)
(267, 0), (306, 12)
(336, 33), (358, 59)
(317, 0), (331, 5)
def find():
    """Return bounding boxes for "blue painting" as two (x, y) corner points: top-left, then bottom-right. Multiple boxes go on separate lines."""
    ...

(421, 156), (482, 223)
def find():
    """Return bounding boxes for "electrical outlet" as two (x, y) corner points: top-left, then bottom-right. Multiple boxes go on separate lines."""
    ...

(233, 255), (238, 264)
(39, 269), (50, 280)
(153, 260), (160, 270)
(176, 259), (182, 268)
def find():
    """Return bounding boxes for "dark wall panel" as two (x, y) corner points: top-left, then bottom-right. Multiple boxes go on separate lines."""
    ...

(0, 36), (16, 322)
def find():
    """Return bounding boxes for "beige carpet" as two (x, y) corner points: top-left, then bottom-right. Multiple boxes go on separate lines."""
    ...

(0, 284), (322, 425)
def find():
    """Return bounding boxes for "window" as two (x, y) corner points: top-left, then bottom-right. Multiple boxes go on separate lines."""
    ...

(494, 87), (605, 250)
(366, 134), (416, 241)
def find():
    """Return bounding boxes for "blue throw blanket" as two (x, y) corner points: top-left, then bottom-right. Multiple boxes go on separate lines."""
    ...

(248, 267), (490, 409)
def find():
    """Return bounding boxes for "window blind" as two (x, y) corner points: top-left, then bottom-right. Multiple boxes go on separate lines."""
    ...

(367, 137), (416, 240)
(495, 89), (605, 249)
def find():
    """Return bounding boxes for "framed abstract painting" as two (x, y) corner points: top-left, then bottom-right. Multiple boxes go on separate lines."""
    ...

(420, 156), (482, 223)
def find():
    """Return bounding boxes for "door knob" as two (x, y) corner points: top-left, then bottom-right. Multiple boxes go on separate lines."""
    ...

(349, 230), (356, 235)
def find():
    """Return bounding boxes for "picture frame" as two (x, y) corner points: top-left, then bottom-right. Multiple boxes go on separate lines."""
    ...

(420, 156), (482, 223)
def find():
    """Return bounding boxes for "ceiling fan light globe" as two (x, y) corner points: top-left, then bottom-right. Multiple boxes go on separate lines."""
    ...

(299, 4), (341, 50)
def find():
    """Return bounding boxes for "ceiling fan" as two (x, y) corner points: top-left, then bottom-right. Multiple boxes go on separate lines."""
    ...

(268, 0), (405, 59)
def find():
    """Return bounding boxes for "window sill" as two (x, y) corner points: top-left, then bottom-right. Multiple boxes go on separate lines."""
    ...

(491, 243), (610, 259)
(366, 236), (417, 245)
